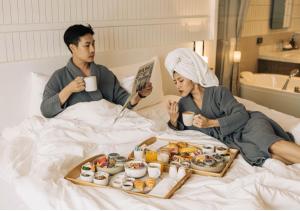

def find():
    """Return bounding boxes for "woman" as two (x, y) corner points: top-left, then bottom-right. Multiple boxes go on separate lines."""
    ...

(165, 48), (300, 166)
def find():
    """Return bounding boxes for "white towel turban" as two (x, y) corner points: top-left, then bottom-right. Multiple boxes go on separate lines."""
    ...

(164, 48), (219, 87)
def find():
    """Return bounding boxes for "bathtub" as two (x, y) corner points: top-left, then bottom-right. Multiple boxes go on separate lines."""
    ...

(240, 71), (300, 117)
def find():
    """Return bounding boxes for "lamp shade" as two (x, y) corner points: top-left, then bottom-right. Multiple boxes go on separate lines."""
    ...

(233, 51), (241, 63)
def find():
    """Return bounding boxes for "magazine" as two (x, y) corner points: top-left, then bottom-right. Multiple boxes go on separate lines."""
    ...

(113, 60), (155, 123)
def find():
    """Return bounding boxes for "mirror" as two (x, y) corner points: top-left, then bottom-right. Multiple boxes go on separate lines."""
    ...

(270, 0), (293, 29)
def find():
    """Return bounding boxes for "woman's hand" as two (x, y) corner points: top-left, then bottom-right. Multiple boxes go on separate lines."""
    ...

(168, 100), (179, 126)
(192, 114), (219, 128)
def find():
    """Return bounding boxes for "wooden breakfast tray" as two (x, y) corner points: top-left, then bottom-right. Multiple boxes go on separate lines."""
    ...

(64, 153), (192, 199)
(128, 137), (239, 177)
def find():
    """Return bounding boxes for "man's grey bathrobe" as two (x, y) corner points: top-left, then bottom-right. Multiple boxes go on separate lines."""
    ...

(41, 59), (132, 118)
(169, 86), (294, 166)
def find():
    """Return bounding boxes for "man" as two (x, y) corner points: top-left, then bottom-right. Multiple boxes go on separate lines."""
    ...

(41, 24), (152, 118)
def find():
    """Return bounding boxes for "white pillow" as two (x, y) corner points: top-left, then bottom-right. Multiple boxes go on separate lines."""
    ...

(111, 57), (164, 110)
(119, 75), (135, 93)
(29, 72), (50, 116)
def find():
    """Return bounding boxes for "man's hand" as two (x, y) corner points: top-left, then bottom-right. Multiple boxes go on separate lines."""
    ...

(67, 76), (85, 93)
(192, 114), (219, 128)
(130, 82), (153, 106)
(138, 82), (153, 98)
(168, 100), (179, 127)
(59, 76), (85, 106)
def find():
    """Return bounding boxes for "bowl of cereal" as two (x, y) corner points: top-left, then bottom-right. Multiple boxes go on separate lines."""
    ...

(124, 160), (147, 178)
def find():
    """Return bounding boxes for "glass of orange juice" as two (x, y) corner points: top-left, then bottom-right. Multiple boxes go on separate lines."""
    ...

(145, 150), (158, 162)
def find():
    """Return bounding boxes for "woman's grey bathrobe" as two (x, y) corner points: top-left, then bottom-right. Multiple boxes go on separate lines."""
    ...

(169, 86), (294, 166)
(41, 59), (132, 118)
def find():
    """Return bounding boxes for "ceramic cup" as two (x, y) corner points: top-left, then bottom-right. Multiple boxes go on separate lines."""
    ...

(169, 164), (177, 179)
(176, 166), (186, 181)
(147, 163), (161, 179)
(84, 76), (97, 92)
(215, 146), (228, 155)
(134, 149), (144, 161)
(202, 145), (215, 154)
(157, 150), (170, 163)
(122, 181), (133, 191)
(93, 172), (109, 185)
(182, 111), (195, 126)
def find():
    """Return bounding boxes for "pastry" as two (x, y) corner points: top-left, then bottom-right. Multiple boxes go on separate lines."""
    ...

(165, 143), (179, 154)
(177, 142), (188, 148)
(179, 146), (198, 154)
(195, 154), (206, 163)
(145, 178), (156, 189)
(134, 180), (145, 192)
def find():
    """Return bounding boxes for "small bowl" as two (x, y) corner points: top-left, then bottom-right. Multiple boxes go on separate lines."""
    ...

(122, 181), (133, 191)
(115, 156), (127, 167)
(93, 172), (109, 185)
(123, 177), (135, 183)
(202, 145), (215, 154)
(81, 162), (95, 174)
(80, 172), (94, 183)
(111, 180), (122, 188)
(124, 161), (147, 178)
(215, 146), (228, 155)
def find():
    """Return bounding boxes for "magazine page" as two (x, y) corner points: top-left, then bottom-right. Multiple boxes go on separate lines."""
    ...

(131, 61), (155, 95)
(114, 60), (155, 123)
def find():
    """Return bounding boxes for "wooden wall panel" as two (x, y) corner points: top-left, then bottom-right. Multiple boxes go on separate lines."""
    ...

(0, 0), (216, 63)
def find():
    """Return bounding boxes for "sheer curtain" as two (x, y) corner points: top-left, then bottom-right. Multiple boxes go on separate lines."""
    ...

(215, 0), (249, 95)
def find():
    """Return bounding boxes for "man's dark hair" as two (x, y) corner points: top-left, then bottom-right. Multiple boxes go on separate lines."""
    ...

(63, 24), (94, 52)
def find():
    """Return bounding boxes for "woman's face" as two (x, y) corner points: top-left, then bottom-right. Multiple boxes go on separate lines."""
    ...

(173, 72), (194, 97)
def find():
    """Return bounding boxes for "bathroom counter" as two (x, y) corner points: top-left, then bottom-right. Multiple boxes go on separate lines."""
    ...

(258, 49), (300, 64)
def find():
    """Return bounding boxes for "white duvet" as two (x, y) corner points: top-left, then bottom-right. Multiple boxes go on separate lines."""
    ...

(0, 99), (300, 209)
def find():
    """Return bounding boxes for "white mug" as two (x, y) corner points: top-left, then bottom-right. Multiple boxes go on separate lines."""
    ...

(176, 166), (186, 181)
(168, 164), (177, 179)
(134, 149), (144, 161)
(147, 163), (161, 179)
(84, 76), (97, 92)
(202, 145), (215, 154)
(157, 151), (170, 163)
(182, 111), (195, 126)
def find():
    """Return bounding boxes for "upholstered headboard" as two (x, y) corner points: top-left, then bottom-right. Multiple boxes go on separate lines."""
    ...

(0, 43), (193, 131)
(0, 0), (218, 132)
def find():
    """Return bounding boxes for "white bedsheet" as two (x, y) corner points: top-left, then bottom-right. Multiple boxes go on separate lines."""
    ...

(0, 97), (300, 209)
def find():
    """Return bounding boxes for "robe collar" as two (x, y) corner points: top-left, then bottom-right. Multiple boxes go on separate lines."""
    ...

(66, 58), (103, 100)
(66, 58), (98, 78)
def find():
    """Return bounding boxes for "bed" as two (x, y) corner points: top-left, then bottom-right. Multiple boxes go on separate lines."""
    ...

(0, 56), (300, 209)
